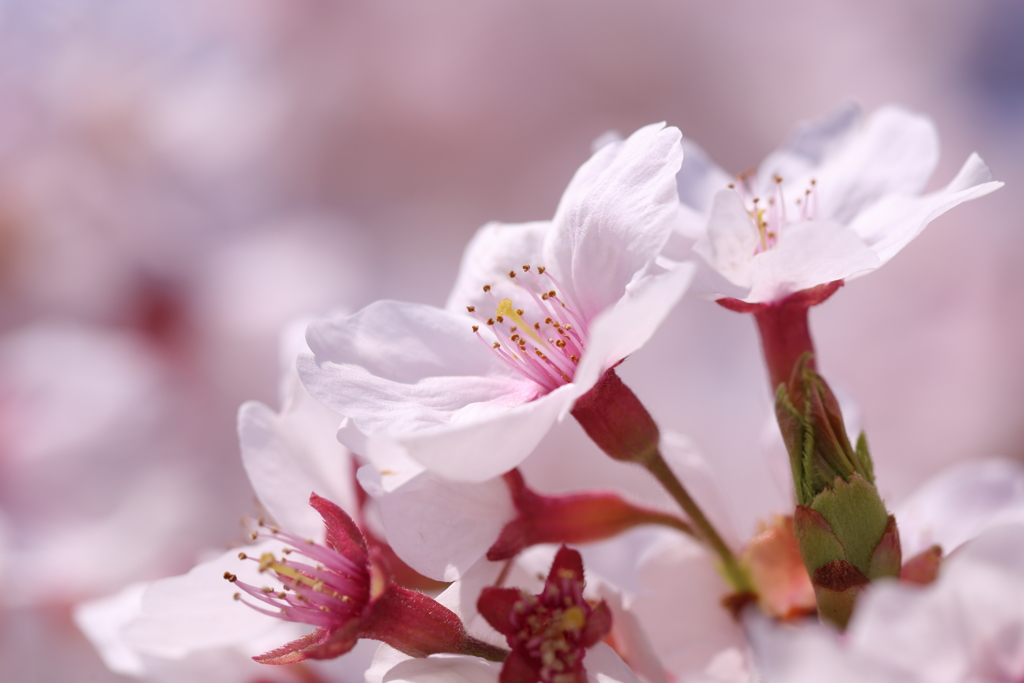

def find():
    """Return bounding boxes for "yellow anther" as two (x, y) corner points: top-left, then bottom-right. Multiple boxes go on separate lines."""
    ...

(496, 299), (545, 346)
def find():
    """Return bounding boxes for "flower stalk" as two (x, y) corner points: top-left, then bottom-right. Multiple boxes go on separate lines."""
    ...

(571, 368), (753, 593)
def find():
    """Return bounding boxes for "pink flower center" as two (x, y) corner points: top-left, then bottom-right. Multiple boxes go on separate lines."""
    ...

(224, 523), (370, 630)
(730, 173), (820, 254)
(467, 265), (589, 392)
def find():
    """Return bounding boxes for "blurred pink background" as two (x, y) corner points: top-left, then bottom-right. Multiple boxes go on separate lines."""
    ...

(0, 1), (1021, 680)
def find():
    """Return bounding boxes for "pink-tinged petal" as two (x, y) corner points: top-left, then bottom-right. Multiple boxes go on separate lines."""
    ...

(744, 219), (880, 303)
(687, 257), (752, 301)
(572, 262), (695, 395)
(676, 137), (734, 219)
(847, 152), (1003, 267)
(445, 221), (550, 315)
(309, 492), (369, 564)
(659, 431), (743, 548)
(361, 465), (515, 581)
(122, 541), (290, 655)
(584, 643), (644, 683)
(546, 123), (684, 320)
(630, 533), (744, 678)
(381, 653), (503, 683)
(305, 300), (508, 381)
(692, 190), (760, 290)
(807, 105), (940, 225)
(298, 354), (538, 439)
(74, 583), (149, 677)
(238, 397), (354, 541)
(590, 583), (669, 683)
(382, 384), (578, 482)
(745, 611), (906, 683)
(756, 103), (863, 192)
(896, 458), (1024, 559)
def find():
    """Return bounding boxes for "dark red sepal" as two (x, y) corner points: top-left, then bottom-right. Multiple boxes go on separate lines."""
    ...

(310, 492), (369, 563)
(488, 470), (690, 561)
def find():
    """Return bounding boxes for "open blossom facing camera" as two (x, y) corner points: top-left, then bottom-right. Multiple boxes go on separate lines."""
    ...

(679, 104), (1002, 304)
(299, 123), (694, 482)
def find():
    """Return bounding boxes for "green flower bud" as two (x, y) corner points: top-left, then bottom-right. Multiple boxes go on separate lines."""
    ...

(776, 354), (901, 629)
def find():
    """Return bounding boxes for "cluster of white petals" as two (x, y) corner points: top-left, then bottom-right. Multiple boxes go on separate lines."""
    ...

(678, 105), (1003, 303)
(74, 106), (1020, 683)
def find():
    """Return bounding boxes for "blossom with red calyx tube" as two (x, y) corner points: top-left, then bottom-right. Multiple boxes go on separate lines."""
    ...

(298, 122), (694, 484)
(226, 492), (506, 665)
(478, 545), (612, 683)
(678, 105), (1000, 389)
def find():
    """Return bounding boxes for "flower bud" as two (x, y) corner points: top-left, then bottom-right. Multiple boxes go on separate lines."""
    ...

(776, 355), (901, 628)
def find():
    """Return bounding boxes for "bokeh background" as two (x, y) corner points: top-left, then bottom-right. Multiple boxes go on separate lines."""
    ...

(0, 1), (1021, 680)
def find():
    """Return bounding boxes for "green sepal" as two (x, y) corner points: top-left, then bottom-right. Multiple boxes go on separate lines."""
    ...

(854, 431), (875, 485)
(866, 515), (901, 581)
(809, 474), (889, 576)
(792, 505), (846, 574)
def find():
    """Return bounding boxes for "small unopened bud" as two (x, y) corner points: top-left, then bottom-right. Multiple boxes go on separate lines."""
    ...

(775, 354), (875, 505)
(777, 355), (901, 629)
(571, 369), (659, 467)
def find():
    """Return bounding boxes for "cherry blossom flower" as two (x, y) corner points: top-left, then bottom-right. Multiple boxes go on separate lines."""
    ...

(680, 104), (1002, 305)
(298, 122), (693, 482)
(227, 493), (503, 665)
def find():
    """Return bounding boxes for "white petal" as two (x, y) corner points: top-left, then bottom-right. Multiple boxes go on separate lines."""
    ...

(756, 103), (863, 189)
(573, 261), (695, 394)
(630, 532), (745, 678)
(660, 431), (741, 548)
(592, 582), (669, 683)
(74, 583), (149, 677)
(238, 396), (354, 540)
(895, 458), (1024, 558)
(433, 558), (508, 644)
(745, 611), (906, 683)
(306, 300), (505, 382)
(358, 433), (428, 492)
(299, 355), (537, 439)
(676, 137), (733, 217)
(358, 465), (514, 581)
(444, 221), (550, 314)
(847, 153), (1003, 267)
(546, 123), (684, 320)
(809, 105), (940, 225)
(382, 654), (501, 683)
(586, 642), (644, 683)
(744, 220), (880, 303)
(377, 384), (579, 482)
(122, 542), (286, 656)
(847, 525), (1024, 682)
(693, 190), (759, 290)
